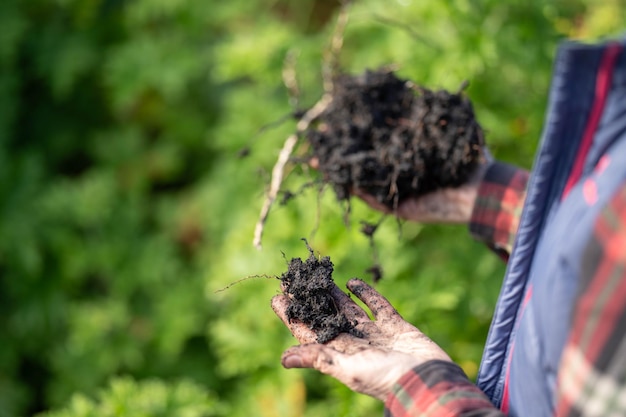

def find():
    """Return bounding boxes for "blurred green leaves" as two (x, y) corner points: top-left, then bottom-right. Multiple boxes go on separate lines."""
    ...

(0, 0), (624, 416)
(40, 377), (221, 417)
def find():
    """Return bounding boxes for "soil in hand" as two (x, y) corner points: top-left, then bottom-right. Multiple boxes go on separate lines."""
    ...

(281, 243), (362, 343)
(305, 69), (485, 208)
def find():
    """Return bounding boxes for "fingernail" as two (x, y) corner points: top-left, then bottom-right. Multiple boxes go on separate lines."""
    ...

(347, 279), (364, 293)
(282, 354), (303, 368)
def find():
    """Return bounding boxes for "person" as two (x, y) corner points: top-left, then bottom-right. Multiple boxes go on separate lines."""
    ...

(271, 36), (626, 416)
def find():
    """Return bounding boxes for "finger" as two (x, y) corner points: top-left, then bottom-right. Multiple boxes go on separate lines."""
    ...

(346, 278), (402, 323)
(351, 188), (393, 214)
(271, 295), (318, 344)
(329, 284), (370, 323)
(281, 344), (342, 377)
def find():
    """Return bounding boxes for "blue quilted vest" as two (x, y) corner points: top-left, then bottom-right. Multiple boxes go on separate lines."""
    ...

(475, 38), (626, 416)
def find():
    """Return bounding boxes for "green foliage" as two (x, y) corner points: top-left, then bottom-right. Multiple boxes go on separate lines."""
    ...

(39, 377), (221, 417)
(0, 0), (624, 417)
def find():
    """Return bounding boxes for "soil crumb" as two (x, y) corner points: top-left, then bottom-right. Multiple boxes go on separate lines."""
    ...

(281, 243), (362, 343)
(305, 69), (485, 207)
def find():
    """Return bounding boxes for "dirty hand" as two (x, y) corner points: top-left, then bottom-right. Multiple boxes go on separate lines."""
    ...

(353, 154), (491, 224)
(271, 278), (451, 401)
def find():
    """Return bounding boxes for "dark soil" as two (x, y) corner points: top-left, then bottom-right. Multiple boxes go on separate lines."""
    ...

(281, 243), (362, 343)
(304, 69), (485, 207)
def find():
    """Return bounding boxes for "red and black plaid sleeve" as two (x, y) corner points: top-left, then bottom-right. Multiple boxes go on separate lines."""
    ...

(469, 162), (530, 259)
(554, 183), (626, 416)
(384, 361), (502, 417)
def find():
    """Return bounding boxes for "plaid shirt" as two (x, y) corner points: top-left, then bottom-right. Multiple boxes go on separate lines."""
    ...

(385, 162), (626, 416)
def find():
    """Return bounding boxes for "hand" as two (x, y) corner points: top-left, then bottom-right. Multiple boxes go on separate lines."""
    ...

(356, 152), (491, 223)
(310, 150), (491, 224)
(353, 181), (482, 224)
(271, 278), (451, 401)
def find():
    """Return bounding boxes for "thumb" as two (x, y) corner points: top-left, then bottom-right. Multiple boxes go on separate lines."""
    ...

(281, 343), (396, 401)
(281, 344), (342, 376)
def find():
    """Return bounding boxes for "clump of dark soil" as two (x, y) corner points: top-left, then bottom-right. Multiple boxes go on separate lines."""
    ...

(281, 243), (362, 343)
(305, 69), (485, 207)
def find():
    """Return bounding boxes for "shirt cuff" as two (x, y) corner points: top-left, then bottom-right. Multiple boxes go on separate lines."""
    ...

(384, 361), (496, 417)
(469, 162), (530, 258)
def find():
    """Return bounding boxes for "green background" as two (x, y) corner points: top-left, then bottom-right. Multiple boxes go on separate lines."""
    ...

(0, 0), (624, 416)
